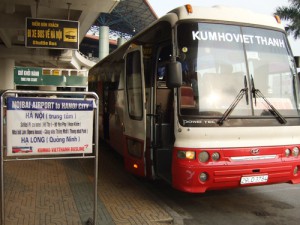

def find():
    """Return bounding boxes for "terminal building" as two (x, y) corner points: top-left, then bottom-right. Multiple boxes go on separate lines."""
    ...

(0, 0), (157, 91)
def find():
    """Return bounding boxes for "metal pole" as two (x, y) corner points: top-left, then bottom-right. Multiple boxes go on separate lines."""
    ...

(35, 0), (40, 18)
(1, 93), (5, 225)
(93, 98), (99, 224)
(67, 3), (71, 20)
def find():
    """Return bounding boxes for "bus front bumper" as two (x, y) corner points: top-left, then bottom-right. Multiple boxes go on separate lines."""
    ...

(172, 161), (300, 193)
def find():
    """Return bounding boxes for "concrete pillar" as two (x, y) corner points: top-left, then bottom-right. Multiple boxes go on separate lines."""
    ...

(117, 37), (126, 47)
(0, 58), (15, 90)
(99, 26), (109, 60)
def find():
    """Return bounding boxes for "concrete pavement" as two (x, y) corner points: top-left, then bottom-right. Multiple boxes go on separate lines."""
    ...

(1, 143), (175, 225)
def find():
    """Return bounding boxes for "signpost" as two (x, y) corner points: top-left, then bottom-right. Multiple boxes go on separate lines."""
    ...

(14, 67), (88, 88)
(6, 97), (94, 156)
(25, 18), (79, 50)
(14, 67), (43, 85)
(0, 90), (99, 225)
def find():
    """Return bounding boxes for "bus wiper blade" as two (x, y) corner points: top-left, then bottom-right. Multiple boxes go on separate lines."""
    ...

(250, 75), (256, 105)
(253, 89), (287, 124)
(244, 75), (249, 105)
(218, 88), (248, 125)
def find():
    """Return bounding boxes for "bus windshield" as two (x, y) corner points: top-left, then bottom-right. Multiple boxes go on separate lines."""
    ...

(177, 22), (300, 118)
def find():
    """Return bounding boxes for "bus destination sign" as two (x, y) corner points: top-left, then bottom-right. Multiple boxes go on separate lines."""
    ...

(25, 18), (79, 50)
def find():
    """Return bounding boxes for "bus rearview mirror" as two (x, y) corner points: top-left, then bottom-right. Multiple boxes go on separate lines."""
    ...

(166, 61), (182, 88)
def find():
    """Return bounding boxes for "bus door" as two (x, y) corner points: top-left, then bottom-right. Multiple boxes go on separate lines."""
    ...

(154, 86), (174, 182)
(154, 44), (174, 182)
(123, 46), (147, 177)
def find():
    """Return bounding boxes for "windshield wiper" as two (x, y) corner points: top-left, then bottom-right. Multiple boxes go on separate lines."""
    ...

(244, 75), (249, 105)
(251, 75), (257, 105)
(218, 76), (249, 125)
(252, 89), (287, 124)
(218, 90), (247, 125)
(251, 75), (287, 124)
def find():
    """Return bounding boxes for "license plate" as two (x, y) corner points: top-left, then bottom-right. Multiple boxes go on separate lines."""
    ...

(240, 175), (268, 185)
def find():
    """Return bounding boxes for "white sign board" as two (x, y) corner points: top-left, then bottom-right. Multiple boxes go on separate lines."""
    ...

(6, 97), (94, 156)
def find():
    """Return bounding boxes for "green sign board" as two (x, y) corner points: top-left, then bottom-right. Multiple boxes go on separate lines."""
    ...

(14, 67), (88, 87)
(25, 18), (79, 50)
(14, 67), (43, 85)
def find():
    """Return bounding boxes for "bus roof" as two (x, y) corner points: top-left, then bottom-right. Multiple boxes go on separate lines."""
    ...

(169, 5), (284, 30)
(89, 5), (285, 79)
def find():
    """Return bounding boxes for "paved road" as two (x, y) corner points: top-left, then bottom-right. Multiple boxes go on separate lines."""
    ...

(2, 141), (299, 225)
(1, 145), (173, 225)
(142, 172), (300, 225)
(96, 144), (300, 225)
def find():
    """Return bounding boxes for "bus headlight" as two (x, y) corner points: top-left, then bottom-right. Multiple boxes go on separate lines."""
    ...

(186, 151), (196, 159)
(211, 152), (220, 161)
(292, 147), (299, 157)
(199, 151), (209, 163)
(177, 150), (195, 160)
(285, 149), (291, 157)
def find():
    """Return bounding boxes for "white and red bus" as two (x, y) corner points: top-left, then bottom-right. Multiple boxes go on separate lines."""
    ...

(89, 5), (300, 193)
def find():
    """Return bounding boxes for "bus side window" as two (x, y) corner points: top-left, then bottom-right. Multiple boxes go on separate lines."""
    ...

(126, 51), (143, 120)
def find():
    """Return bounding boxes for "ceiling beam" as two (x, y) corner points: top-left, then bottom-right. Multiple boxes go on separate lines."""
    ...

(78, 10), (101, 43)
(0, 46), (68, 62)
(0, 14), (25, 29)
(78, 0), (119, 42)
